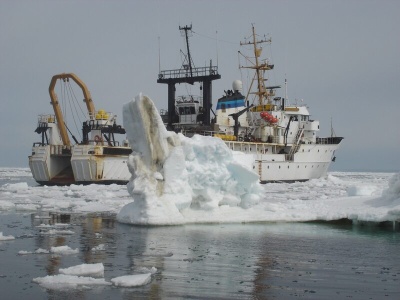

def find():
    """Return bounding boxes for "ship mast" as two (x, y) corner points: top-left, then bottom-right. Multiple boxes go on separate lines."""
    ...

(180, 25), (194, 77)
(157, 25), (221, 129)
(239, 25), (273, 106)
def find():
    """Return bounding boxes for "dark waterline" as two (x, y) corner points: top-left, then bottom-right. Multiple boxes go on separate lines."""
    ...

(0, 213), (399, 300)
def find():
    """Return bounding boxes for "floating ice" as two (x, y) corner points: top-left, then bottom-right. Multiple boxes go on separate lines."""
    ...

(347, 185), (377, 196)
(50, 245), (79, 255)
(383, 173), (400, 201)
(32, 274), (111, 290)
(35, 248), (50, 254)
(91, 244), (105, 252)
(0, 170), (399, 225)
(111, 273), (152, 287)
(3, 182), (29, 191)
(59, 263), (104, 277)
(40, 229), (75, 235)
(0, 232), (15, 241)
(117, 94), (262, 225)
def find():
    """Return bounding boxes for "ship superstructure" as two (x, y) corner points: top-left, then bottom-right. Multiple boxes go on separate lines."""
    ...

(158, 25), (343, 182)
(212, 26), (343, 182)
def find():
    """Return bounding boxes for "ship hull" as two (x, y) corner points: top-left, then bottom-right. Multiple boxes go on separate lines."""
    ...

(70, 145), (131, 184)
(29, 145), (131, 186)
(29, 145), (74, 185)
(226, 141), (341, 183)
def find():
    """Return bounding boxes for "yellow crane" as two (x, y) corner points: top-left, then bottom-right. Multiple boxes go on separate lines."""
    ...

(48, 73), (95, 146)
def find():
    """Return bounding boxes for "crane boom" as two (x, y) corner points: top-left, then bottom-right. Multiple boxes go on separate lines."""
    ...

(48, 73), (96, 146)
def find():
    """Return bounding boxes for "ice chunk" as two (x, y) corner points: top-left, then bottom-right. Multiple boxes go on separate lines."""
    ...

(50, 245), (79, 255)
(111, 273), (152, 287)
(117, 94), (262, 225)
(59, 263), (104, 277)
(32, 274), (111, 290)
(0, 232), (15, 241)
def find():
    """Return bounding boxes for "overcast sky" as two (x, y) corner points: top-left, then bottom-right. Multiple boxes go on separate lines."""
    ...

(1, 0), (399, 172)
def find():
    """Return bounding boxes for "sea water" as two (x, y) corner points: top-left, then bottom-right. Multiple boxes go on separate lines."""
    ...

(1, 213), (399, 299)
(0, 170), (399, 299)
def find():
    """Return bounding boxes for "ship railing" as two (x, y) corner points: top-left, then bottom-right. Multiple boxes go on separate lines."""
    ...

(32, 144), (72, 155)
(51, 145), (71, 155)
(158, 66), (219, 80)
(176, 95), (203, 103)
(181, 129), (216, 137)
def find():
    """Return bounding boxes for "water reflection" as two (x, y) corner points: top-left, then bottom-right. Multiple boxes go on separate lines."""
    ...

(26, 213), (400, 299)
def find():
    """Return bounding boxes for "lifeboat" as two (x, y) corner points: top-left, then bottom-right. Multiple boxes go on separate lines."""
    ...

(260, 112), (278, 123)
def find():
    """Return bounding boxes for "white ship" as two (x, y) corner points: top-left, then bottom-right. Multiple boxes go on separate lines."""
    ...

(160, 26), (343, 182)
(29, 73), (131, 185)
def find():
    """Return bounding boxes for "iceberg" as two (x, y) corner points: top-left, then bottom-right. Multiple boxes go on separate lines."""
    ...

(117, 94), (262, 225)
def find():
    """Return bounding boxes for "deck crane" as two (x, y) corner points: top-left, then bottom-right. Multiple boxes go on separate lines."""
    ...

(48, 73), (95, 147)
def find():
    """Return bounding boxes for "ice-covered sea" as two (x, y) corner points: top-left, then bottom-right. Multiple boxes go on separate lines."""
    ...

(0, 168), (399, 299)
(1, 168), (399, 224)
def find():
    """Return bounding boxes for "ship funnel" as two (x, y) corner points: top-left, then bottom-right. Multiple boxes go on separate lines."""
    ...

(232, 80), (242, 92)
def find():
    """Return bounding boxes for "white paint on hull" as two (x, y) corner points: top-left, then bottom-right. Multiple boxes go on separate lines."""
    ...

(226, 141), (341, 182)
(70, 145), (130, 183)
(29, 145), (71, 183)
